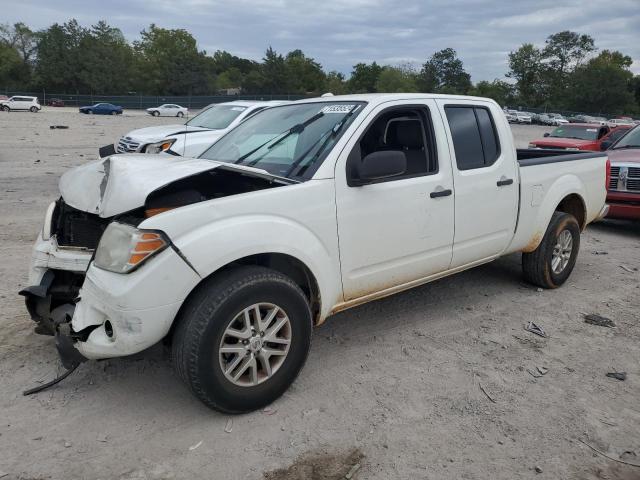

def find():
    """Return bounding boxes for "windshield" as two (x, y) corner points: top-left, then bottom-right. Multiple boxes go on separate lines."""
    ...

(548, 125), (599, 140)
(186, 104), (248, 129)
(612, 125), (640, 149)
(199, 101), (365, 180)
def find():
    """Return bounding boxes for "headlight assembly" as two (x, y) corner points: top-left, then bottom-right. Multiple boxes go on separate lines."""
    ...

(94, 222), (168, 273)
(144, 138), (176, 154)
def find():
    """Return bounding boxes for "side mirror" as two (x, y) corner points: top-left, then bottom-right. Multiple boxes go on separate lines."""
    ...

(543, 132), (550, 137)
(600, 140), (612, 151)
(350, 151), (407, 186)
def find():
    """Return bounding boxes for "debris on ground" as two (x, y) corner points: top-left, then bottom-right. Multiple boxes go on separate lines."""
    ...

(620, 451), (637, 461)
(64, 440), (71, 448)
(583, 314), (616, 328)
(606, 372), (627, 381)
(262, 407), (278, 415)
(527, 368), (543, 378)
(536, 366), (548, 375)
(345, 462), (361, 479)
(263, 448), (364, 480)
(478, 382), (497, 403)
(534, 466), (543, 473)
(224, 419), (233, 433)
(592, 250), (608, 255)
(49, 125), (69, 129)
(619, 264), (637, 273)
(525, 321), (546, 338)
(189, 440), (202, 451)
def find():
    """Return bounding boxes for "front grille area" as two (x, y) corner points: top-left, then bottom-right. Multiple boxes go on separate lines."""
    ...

(609, 165), (640, 192)
(53, 200), (110, 250)
(116, 136), (140, 153)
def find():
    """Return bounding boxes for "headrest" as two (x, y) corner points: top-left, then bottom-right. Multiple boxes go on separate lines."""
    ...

(386, 119), (423, 149)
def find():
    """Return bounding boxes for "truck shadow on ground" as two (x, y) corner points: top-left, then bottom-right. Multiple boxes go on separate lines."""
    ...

(589, 219), (640, 239)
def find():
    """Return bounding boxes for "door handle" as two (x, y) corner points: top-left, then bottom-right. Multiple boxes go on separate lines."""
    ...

(497, 178), (514, 187)
(430, 188), (452, 198)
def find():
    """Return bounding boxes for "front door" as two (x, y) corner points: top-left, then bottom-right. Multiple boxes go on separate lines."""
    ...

(335, 100), (455, 301)
(436, 100), (519, 268)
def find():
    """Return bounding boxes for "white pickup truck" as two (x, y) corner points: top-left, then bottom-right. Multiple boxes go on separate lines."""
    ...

(22, 94), (610, 413)
(113, 100), (283, 157)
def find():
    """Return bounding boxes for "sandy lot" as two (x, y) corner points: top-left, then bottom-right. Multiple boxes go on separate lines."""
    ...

(0, 109), (639, 480)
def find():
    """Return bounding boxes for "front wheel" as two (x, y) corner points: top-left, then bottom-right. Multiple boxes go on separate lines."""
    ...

(172, 266), (312, 413)
(110, 110), (117, 115)
(152, 111), (159, 117)
(87, 109), (93, 114)
(3, 106), (10, 112)
(522, 211), (581, 288)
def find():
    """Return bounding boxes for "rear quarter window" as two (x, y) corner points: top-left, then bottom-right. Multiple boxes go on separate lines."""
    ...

(445, 105), (501, 170)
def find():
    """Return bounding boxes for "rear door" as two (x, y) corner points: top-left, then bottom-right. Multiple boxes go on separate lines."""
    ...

(335, 100), (455, 300)
(437, 100), (518, 268)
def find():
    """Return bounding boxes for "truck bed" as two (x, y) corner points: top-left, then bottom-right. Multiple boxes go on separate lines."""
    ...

(517, 149), (604, 166)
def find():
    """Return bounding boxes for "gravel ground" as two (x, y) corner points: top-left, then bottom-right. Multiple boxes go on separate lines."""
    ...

(0, 109), (639, 480)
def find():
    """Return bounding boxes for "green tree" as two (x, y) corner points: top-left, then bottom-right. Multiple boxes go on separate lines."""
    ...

(418, 48), (471, 94)
(0, 42), (23, 88)
(375, 66), (418, 92)
(77, 21), (135, 93)
(569, 50), (636, 115)
(134, 24), (211, 95)
(324, 71), (347, 94)
(285, 49), (326, 94)
(470, 80), (515, 106)
(348, 62), (383, 93)
(257, 47), (290, 94)
(0, 22), (37, 85)
(507, 43), (544, 106)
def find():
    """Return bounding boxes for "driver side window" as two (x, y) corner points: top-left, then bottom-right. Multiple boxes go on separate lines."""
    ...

(348, 107), (438, 183)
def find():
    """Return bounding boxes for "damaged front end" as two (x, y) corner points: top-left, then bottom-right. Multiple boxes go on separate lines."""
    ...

(21, 154), (292, 365)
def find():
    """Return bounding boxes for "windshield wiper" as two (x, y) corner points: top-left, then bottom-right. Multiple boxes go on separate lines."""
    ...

(234, 111), (325, 165)
(284, 106), (359, 178)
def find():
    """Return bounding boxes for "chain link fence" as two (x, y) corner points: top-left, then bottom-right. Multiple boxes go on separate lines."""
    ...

(0, 91), (309, 109)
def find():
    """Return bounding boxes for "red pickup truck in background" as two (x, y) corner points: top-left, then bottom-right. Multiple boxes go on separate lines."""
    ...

(528, 123), (632, 151)
(606, 125), (640, 220)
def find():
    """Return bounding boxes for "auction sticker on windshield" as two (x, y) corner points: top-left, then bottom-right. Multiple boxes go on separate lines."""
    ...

(321, 104), (356, 114)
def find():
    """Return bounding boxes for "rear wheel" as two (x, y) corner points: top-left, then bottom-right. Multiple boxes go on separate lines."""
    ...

(177, 111), (184, 118)
(172, 266), (312, 413)
(522, 211), (580, 288)
(30, 106), (38, 113)
(110, 110), (117, 115)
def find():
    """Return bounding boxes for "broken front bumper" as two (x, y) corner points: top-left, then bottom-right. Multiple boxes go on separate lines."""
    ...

(70, 247), (200, 360)
(28, 231), (92, 285)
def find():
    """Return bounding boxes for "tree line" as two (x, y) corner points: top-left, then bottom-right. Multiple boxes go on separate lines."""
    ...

(1, 20), (639, 114)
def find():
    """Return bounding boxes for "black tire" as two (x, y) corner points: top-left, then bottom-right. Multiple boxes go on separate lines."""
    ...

(111, 110), (117, 115)
(177, 111), (184, 118)
(152, 110), (159, 117)
(172, 266), (312, 413)
(522, 211), (581, 289)
(87, 109), (92, 114)
(3, 106), (10, 112)
(30, 106), (38, 113)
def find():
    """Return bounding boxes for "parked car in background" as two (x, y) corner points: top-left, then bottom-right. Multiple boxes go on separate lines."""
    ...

(504, 111), (518, 123)
(528, 124), (632, 151)
(607, 118), (634, 128)
(0, 96), (41, 112)
(22, 93), (609, 412)
(79, 103), (123, 115)
(146, 104), (188, 117)
(605, 125), (640, 220)
(115, 100), (284, 157)
(0, 95), (8, 101)
(515, 111), (532, 124)
(46, 98), (65, 107)
(548, 113), (569, 126)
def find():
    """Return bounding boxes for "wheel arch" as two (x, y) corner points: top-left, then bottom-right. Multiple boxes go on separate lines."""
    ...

(555, 193), (586, 231)
(166, 252), (323, 345)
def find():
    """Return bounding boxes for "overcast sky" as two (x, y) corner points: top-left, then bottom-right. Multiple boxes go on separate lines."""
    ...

(5, 0), (640, 81)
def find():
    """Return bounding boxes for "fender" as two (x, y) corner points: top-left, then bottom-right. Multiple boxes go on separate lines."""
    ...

(513, 173), (588, 253)
(170, 214), (342, 320)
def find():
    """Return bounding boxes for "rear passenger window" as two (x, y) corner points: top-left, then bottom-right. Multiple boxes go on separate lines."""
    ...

(445, 106), (501, 170)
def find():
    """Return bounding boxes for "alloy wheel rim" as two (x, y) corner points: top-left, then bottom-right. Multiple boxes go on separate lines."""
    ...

(219, 303), (292, 387)
(551, 229), (573, 274)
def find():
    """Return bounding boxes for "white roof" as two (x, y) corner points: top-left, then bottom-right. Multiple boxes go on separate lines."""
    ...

(292, 93), (497, 106)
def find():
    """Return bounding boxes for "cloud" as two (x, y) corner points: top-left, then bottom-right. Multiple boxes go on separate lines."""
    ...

(2, 0), (639, 81)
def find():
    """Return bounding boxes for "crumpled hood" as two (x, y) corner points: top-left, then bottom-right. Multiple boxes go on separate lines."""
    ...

(58, 154), (271, 218)
(124, 124), (211, 144)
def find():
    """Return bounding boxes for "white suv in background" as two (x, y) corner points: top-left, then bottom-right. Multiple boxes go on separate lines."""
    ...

(116, 100), (286, 157)
(0, 96), (41, 112)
